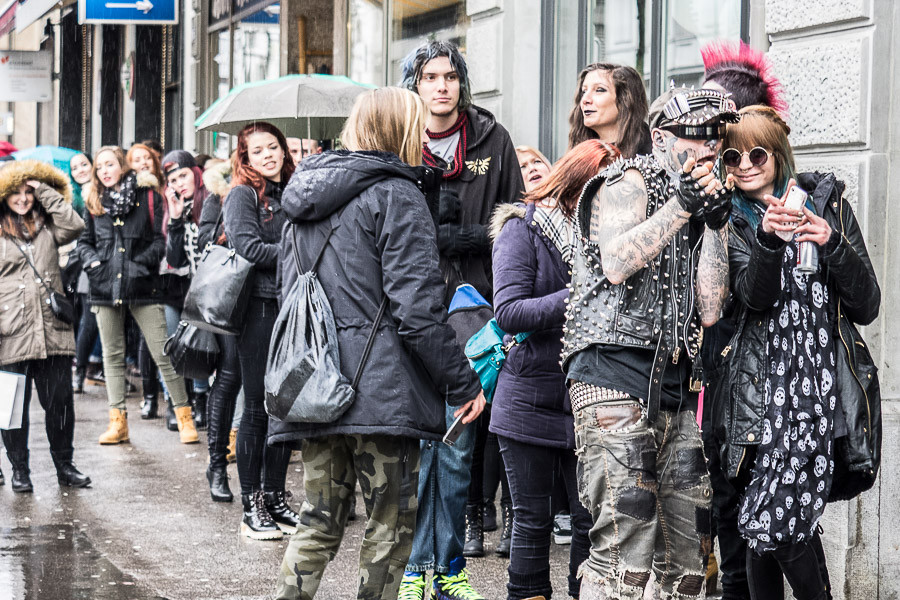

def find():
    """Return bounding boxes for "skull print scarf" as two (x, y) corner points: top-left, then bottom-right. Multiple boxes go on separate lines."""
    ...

(738, 239), (837, 553)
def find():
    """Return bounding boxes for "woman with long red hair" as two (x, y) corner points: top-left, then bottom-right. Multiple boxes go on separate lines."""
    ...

(222, 121), (299, 540)
(489, 140), (620, 600)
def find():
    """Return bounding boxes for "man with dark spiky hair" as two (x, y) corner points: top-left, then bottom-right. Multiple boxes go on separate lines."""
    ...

(398, 40), (524, 600)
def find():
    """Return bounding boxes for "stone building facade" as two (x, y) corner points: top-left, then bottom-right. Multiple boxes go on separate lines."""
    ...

(763, 0), (897, 597)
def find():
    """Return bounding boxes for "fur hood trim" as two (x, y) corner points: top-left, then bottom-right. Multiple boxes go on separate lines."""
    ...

(136, 170), (159, 190)
(490, 202), (526, 241)
(202, 161), (232, 198)
(0, 159), (73, 204)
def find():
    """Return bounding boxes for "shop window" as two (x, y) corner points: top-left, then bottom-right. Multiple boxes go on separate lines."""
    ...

(348, 0), (384, 86)
(233, 3), (281, 87)
(389, 0), (469, 84)
(664, 0), (741, 88)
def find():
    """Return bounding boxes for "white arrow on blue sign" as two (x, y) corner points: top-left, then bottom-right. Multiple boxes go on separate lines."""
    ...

(78, 0), (178, 24)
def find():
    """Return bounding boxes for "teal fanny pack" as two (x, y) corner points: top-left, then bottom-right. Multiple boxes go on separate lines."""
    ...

(465, 319), (531, 403)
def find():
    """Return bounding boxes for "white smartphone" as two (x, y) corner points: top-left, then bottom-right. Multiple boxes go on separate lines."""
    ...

(778, 185), (808, 241)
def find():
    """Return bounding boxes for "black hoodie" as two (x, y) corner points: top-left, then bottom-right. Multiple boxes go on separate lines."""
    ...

(430, 105), (525, 302)
(269, 150), (481, 445)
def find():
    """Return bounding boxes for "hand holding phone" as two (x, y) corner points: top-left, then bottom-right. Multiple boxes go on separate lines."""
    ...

(442, 412), (467, 447)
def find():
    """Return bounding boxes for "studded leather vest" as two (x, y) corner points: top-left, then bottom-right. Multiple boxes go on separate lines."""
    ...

(561, 155), (703, 369)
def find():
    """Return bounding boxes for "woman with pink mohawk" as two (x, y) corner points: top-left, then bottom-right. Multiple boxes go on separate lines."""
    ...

(702, 40), (789, 117)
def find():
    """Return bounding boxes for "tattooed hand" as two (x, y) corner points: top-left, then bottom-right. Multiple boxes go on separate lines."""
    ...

(696, 226), (729, 327)
(675, 158), (723, 214)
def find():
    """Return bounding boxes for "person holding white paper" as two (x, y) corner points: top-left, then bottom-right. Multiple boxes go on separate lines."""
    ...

(0, 159), (90, 493)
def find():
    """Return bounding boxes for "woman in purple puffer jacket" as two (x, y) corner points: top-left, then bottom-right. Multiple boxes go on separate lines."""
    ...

(490, 140), (619, 600)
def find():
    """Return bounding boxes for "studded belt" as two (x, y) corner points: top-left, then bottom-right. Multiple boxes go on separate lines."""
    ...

(569, 381), (632, 412)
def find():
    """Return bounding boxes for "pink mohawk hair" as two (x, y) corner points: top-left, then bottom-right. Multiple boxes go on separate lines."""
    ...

(701, 40), (788, 119)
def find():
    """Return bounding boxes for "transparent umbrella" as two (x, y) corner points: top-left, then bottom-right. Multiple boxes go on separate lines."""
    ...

(194, 74), (376, 139)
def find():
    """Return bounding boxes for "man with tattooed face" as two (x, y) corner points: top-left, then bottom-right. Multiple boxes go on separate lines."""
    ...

(560, 87), (738, 600)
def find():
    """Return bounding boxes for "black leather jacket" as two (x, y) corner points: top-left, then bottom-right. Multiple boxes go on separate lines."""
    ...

(713, 172), (881, 500)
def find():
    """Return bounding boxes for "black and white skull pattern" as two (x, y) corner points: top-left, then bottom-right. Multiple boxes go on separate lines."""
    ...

(738, 242), (837, 553)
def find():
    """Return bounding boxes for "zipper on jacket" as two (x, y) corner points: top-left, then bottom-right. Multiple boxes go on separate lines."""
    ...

(835, 196), (873, 443)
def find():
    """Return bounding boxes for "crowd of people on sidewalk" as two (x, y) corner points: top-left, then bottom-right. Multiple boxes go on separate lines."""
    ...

(0, 36), (882, 600)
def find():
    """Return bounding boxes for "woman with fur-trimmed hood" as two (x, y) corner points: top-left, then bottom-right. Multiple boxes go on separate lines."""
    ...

(76, 146), (199, 447)
(0, 159), (90, 493)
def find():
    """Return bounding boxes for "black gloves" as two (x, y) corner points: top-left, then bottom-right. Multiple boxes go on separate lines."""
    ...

(675, 170), (708, 214)
(702, 187), (733, 230)
(438, 224), (490, 256)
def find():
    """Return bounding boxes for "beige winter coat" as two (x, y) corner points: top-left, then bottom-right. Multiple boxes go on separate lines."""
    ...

(0, 160), (84, 365)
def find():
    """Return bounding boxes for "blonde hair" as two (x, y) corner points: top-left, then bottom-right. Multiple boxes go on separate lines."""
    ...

(86, 146), (128, 217)
(515, 145), (551, 168)
(341, 87), (428, 166)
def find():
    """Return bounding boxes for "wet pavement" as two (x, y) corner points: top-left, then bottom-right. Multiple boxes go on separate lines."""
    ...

(0, 380), (573, 600)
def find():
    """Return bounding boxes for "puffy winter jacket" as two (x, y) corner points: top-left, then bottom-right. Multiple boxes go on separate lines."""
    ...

(0, 160), (84, 365)
(76, 171), (164, 306)
(489, 202), (573, 448)
(268, 150), (481, 445)
(713, 172), (881, 500)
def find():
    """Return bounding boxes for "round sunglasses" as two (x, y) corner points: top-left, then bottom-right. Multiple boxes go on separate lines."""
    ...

(722, 146), (772, 168)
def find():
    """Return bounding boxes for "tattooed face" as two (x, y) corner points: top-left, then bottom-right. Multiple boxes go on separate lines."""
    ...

(652, 129), (721, 173)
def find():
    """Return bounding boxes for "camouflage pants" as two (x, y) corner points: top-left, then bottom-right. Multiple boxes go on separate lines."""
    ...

(275, 434), (420, 600)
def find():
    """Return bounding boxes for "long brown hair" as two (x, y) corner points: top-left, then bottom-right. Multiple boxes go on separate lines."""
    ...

(524, 140), (621, 218)
(0, 184), (46, 240)
(126, 143), (164, 189)
(85, 146), (129, 217)
(230, 122), (295, 209)
(568, 63), (649, 158)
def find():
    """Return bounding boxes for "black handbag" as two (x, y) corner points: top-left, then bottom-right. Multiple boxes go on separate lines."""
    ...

(164, 321), (220, 380)
(15, 242), (76, 325)
(181, 211), (254, 335)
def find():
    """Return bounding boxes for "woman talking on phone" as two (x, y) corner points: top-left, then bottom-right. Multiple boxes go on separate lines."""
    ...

(715, 105), (880, 600)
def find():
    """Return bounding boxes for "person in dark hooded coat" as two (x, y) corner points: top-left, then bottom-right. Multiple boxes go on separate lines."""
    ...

(272, 86), (484, 600)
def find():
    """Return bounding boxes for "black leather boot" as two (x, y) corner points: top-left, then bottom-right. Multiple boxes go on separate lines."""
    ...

(240, 491), (282, 540)
(207, 465), (233, 503)
(140, 393), (158, 420)
(263, 490), (301, 534)
(191, 390), (208, 430)
(495, 501), (513, 557)
(165, 394), (178, 432)
(8, 451), (32, 493)
(463, 502), (485, 557)
(483, 499), (498, 532)
(52, 452), (91, 488)
(73, 366), (86, 394)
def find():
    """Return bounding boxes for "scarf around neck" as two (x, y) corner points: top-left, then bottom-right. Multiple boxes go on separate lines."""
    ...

(423, 111), (468, 180)
(738, 241), (837, 553)
(102, 171), (139, 217)
(533, 203), (574, 265)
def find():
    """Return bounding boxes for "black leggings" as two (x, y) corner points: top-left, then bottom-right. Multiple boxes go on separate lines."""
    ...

(747, 531), (832, 600)
(1, 356), (76, 461)
(468, 404), (511, 506)
(208, 333), (241, 469)
(235, 297), (291, 495)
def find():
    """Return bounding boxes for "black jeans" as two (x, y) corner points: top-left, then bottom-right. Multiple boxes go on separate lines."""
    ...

(75, 293), (99, 367)
(208, 333), (240, 469)
(747, 531), (832, 600)
(1, 356), (76, 463)
(499, 435), (591, 600)
(236, 297), (290, 495)
(468, 405), (511, 506)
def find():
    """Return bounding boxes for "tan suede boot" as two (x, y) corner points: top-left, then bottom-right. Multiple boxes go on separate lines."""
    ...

(175, 405), (200, 444)
(98, 408), (129, 445)
(226, 427), (238, 462)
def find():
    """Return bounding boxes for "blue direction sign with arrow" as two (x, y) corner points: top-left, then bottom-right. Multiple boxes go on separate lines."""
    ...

(78, 0), (178, 24)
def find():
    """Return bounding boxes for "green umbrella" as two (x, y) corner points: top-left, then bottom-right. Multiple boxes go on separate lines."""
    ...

(194, 74), (376, 139)
(11, 145), (80, 173)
